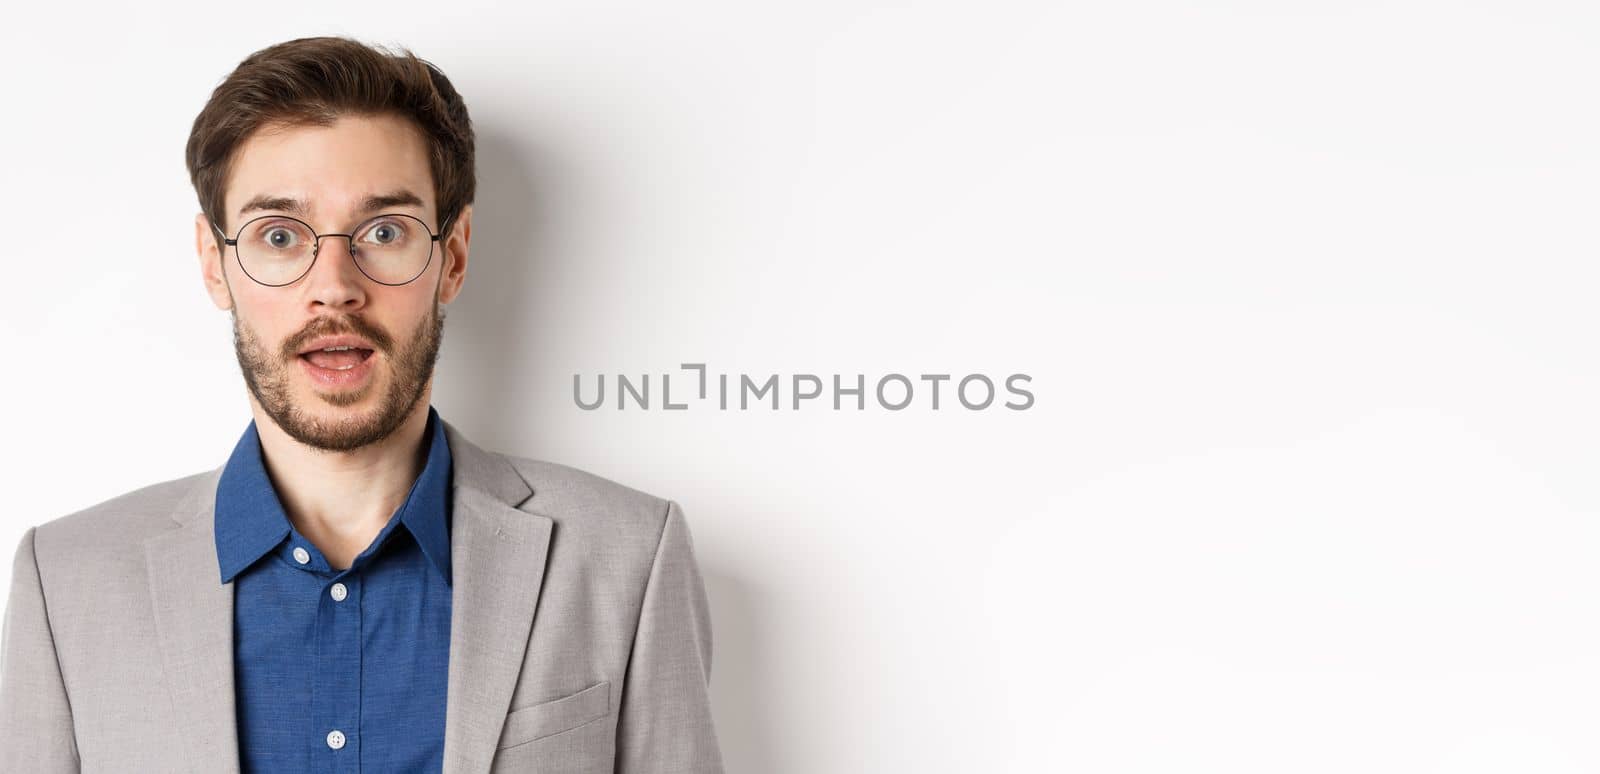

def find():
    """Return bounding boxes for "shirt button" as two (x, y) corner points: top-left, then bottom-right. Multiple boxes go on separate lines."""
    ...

(292, 547), (310, 564)
(330, 582), (348, 602)
(326, 729), (346, 749)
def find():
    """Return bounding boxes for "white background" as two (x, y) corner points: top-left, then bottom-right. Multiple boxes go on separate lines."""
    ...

(3, 1), (1597, 771)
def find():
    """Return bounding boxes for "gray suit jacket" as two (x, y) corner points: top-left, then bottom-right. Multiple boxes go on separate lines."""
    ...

(0, 419), (725, 773)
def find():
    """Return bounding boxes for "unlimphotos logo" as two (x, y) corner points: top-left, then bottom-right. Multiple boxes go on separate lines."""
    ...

(574, 363), (1034, 411)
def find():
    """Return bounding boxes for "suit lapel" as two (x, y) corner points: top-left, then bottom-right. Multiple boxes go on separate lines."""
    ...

(440, 419), (553, 774)
(143, 419), (551, 774)
(145, 465), (241, 774)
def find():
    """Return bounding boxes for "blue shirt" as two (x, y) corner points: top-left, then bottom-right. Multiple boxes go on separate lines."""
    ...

(215, 405), (454, 773)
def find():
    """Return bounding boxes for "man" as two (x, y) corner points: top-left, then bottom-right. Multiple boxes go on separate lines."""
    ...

(0, 36), (724, 773)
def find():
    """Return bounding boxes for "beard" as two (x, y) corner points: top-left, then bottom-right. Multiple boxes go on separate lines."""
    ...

(231, 302), (446, 453)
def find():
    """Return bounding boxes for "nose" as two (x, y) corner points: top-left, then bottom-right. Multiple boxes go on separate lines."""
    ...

(302, 233), (368, 311)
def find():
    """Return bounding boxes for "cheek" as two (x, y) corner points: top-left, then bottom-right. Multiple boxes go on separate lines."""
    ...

(233, 283), (285, 314)
(234, 302), (299, 351)
(389, 293), (439, 328)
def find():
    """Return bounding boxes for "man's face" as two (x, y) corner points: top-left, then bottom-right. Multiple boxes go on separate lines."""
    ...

(195, 113), (469, 452)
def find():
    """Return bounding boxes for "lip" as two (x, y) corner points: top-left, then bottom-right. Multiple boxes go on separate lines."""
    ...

(298, 335), (376, 355)
(298, 348), (377, 390)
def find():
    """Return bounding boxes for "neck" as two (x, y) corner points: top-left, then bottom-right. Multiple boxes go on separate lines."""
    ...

(248, 389), (434, 569)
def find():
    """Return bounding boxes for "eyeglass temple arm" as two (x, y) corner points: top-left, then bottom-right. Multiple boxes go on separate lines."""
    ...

(209, 218), (236, 245)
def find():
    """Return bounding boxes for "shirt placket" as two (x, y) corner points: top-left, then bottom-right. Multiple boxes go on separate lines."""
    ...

(312, 567), (364, 773)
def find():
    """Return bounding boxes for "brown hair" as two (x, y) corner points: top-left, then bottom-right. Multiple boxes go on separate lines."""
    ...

(185, 36), (475, 246)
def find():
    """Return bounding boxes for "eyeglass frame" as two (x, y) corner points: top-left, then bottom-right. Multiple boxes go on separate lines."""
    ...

(210, 211), (453, 288)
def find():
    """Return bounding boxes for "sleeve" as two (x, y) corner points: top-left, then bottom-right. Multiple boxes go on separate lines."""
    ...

(0, 526), (80, 772)
(614, 499), (725, 773)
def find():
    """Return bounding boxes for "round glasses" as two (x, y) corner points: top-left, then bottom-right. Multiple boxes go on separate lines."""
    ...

(212, 213), (449, 287)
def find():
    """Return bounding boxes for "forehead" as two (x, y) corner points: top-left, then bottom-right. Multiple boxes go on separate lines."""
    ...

(224, 113), (434, 224)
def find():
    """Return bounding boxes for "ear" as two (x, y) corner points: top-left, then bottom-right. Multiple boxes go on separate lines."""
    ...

(436, 204), (471, 305)
(195, 212), (234, 311)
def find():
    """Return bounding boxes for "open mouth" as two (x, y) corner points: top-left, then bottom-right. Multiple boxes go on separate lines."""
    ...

(299, 346), (375, 371)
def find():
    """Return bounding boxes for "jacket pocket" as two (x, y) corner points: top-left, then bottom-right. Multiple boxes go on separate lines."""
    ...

(496, 680), (612, 750)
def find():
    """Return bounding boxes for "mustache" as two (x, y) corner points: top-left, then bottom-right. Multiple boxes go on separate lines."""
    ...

(280, 315), (394, 359)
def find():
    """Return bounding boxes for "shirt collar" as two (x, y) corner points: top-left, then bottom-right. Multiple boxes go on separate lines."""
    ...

(214, 405), (455, 586)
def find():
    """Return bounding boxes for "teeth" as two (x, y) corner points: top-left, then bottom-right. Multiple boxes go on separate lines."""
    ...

(322, 346), (355, 351)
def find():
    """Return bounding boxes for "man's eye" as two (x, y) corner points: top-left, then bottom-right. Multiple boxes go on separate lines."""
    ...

(363, 221), (406, 245)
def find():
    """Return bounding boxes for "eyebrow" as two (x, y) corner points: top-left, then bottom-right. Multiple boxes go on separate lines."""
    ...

(236, 190), (427, 219)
